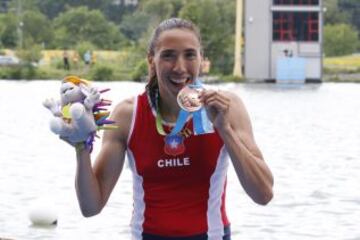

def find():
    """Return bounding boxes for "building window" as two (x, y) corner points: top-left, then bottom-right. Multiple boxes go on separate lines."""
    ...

(273, 0), (319, 5)
(273, 12), (319, 42)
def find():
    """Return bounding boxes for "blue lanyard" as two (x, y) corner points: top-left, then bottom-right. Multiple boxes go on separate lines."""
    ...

(157, 79), (213, 136)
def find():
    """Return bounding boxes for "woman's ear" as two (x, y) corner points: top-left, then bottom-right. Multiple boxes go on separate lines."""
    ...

(147, 55), (153, 66)
(147, 55), (156, 74)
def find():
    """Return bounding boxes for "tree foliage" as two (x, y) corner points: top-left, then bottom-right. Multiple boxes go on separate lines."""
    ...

(324, 0), (349, 25)
(1, 0), (359, 79)
(324, 24), (359, 56)
(31, 0), (113, 19)
(0, 13), (18, 48)
(52, 7), (127, 49)
(179, 0), (235, 74)
(338, 0), (360, 37)
(142, 0), (174, 21)
(119, 12), (152, 42)
(22, 10), (53, 48)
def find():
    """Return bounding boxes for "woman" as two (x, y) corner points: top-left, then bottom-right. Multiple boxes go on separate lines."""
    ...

(74, 18), (273, 240)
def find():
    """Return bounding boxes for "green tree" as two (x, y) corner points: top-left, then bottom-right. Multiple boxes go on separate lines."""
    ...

(323, 0), (349, 25)
(19, 0), (136, 25)
(53, 6), (128, 49)
(339, 0), (360, 37)
(142, 0), (174, 21)
(179, 0), (235, 74)
(75, 41), (96, 60)
(324, 24), (359, 56)
(16, 44), (43, 63)
(168, 0), (186, 17)
(22, 10), (53, 48)
(104, 1), (137, 24)
(32, 0), (113, 19)
(0, 13), (18, 48)
(120, 0), (184, 43)
(120, 12), (151, 42)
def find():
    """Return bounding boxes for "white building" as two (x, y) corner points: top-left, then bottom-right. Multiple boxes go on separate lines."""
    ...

(245, 0), (323, 82)
(113, 0), (138, 6)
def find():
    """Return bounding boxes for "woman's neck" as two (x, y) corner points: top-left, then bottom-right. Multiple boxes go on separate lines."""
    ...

(158, 95), (180, 123)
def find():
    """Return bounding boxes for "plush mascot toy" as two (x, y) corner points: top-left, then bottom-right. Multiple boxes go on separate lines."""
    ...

(43, 76), (116, 152)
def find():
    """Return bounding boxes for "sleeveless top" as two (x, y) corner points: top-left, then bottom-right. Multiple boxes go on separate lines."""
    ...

(127, 91), (230, 239)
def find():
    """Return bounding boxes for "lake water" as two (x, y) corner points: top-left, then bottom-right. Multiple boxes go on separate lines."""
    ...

(0, 81), (359, 240)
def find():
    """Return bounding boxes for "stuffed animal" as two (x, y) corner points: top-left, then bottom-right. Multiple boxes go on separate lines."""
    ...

(43, 76), (115, 151)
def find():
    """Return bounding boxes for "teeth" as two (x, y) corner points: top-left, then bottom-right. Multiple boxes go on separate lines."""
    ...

(170, 77), (191, 84)
(170, 78), (187, 84)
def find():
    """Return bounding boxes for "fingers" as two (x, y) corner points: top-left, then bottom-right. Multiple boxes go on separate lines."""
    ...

(206, 98), (229, 113)
(200, 89), (230, 113)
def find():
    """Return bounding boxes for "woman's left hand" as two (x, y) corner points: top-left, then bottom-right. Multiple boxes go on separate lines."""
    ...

(200, 89), (231, 131)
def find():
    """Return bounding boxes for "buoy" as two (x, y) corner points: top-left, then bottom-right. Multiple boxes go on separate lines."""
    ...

(28, 198), (58, 226)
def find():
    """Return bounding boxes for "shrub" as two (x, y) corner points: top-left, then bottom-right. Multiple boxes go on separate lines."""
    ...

(131, 59), (148, 82)
(5, 66), (23, 79)
(90, 64), (114, 81)
(221, 74), (244, 83)
(75, 41), (96, 62)
(324, 24), (359, 56)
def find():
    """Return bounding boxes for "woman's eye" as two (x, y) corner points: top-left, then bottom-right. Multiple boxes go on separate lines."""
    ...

(161, 52), (176, 60)
(185, 52), (197, 59)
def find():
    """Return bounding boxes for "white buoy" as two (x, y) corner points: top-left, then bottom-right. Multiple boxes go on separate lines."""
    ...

(28, 198), (58, 226)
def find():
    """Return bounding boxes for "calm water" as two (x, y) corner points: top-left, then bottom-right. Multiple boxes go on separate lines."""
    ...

(0, 81), (359, 240)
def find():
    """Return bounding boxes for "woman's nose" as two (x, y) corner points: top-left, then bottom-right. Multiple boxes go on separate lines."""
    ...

(173, 56), (186, 73)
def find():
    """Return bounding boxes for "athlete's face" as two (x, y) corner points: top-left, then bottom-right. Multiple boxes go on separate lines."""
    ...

(148, 29), (202, 102)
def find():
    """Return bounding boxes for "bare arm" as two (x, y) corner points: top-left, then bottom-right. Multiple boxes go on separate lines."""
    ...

(201, 90), (273, 205)
(75, 98), (134, 216)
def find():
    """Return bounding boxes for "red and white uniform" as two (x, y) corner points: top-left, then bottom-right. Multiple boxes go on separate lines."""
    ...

(127, 92), (230, 239)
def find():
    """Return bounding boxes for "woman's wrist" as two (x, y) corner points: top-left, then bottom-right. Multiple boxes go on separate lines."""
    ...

(75, 142), (86, 153)
(216, 123), (232, 135)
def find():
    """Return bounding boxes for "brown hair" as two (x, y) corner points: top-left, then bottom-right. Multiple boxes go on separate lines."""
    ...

(145, 18), (202, 105)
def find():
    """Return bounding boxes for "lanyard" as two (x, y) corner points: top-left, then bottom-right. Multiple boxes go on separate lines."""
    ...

(155, 80), (213, 137)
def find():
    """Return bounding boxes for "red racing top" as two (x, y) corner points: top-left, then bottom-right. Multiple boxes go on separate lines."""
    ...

(127, 91), (230, 239)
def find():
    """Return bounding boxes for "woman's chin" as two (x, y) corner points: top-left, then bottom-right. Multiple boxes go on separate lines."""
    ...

(169, 81), (186, 90)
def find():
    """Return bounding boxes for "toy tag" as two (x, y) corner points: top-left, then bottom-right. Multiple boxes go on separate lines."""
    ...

(61, 104), (71, 119)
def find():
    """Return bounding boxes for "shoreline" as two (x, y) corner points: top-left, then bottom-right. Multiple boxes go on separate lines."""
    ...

(1, 73), (360, 83)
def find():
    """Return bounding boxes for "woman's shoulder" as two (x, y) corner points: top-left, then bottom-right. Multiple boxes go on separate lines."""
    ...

(112, 97), (135, 123)
(109, 97), (136, 142)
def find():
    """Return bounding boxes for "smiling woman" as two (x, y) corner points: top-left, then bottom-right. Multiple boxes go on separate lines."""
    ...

(147, 27), (203, 121)
(70, 18), (273, 240)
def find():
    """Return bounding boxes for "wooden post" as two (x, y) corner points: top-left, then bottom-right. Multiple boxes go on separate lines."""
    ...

(233, 0), (243, 77)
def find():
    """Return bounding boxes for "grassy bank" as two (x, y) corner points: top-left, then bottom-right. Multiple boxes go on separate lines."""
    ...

(324, 54), (360, 73)
(1, 51), (360, 83)
(323, 54), (360, 82)
(0, 49), (146, 81)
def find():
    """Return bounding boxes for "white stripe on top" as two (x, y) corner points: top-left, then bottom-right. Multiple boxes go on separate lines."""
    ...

(126, 96), (138, 145)
(127, 149), (145, 240)
(207, 147), (229, 240)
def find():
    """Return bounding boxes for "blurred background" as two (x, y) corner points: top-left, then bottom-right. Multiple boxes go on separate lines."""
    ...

(0, 0), (358, 82)
(0, 0), (360, 240)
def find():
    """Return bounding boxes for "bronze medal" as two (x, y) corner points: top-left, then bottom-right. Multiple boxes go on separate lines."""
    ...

(177, 86), (203, 112)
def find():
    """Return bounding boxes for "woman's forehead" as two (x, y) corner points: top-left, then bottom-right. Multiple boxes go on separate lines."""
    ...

(155, 29), (201, 52)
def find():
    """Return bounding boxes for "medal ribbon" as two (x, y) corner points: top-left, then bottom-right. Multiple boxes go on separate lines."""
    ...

(155, 79), (213, 137)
